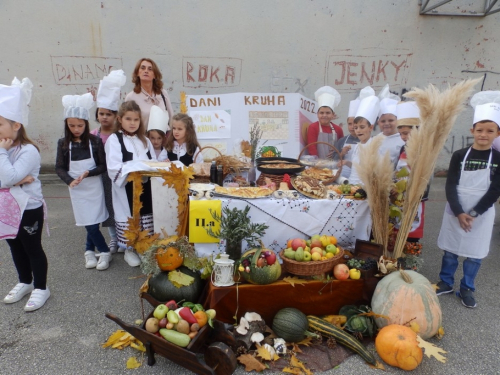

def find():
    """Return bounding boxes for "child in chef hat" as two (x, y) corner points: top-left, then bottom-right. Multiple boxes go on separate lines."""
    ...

(0, 77), (51, 311)
(436, 90), (500, 308)
(378, 84), (405, 164)
(147, 105), (170, 161)
(55, 93), (112, 270)
(335, 96), (361, 179)
(307, 86), (344, 159)
(343, 86), (380, 185)
(91, 69), (126, 253)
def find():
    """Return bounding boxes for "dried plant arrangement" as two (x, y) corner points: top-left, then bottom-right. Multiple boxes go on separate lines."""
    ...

(392, 78), (481, 259)
(355, 134), (394, 256)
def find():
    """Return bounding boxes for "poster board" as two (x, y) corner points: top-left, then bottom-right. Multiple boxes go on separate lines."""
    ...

(187, 93), (319, 159)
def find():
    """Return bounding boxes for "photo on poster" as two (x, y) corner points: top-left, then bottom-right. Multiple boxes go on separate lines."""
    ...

(248, 111), (289, 140)
(190, 110), (231, 139)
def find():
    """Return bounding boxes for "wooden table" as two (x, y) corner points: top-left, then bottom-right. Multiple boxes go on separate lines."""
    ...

(201, 278), (367, 324)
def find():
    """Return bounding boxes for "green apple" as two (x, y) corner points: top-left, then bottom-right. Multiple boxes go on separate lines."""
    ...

(303, 251), (312, 262)
(153, 304), (169, 320)
(311, 234), (321, 241)
(306, 239), (312, 247)
(326, 244), (337, 254)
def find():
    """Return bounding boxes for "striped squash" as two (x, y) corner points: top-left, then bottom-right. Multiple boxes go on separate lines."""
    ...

(371, 269), (442, 339)
(307, 315), (377, 365)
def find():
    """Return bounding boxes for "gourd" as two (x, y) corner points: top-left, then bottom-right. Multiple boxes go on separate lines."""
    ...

(272, 308), (316, 343)
(307, 315), (377, 365)
(158, 328), (191, 347)
(371, 270), (442, 339)
(156, 246), (184, 271)
(375, 324), (423, 370)
(148, 266), (204, 302)
(240, 248), (281, 285)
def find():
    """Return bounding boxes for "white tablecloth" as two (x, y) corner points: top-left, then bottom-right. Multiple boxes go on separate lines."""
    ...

(193, 196), (372, 257)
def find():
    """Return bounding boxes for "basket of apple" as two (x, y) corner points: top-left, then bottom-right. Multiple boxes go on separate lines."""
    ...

(279, 234), (344, 276)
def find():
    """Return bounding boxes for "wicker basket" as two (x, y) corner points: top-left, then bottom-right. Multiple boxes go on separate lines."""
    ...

(298, 142), (342, 185)
(191, 146), (224, 183)
(279, 247), (344, 276)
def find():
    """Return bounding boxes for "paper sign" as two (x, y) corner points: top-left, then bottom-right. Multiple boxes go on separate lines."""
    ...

(190, 110), (231, 139)
(189, 200), (221, 243)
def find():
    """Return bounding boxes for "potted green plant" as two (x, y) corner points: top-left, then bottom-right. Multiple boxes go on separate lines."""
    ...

(205, 205), (268, 261)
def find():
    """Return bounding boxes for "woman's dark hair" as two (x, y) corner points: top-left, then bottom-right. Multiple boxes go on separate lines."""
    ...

(63, 118), (90, 150)
(165, 113), (200, 155)
(131, 58), (163, 94)
(115, 100), (148, 147)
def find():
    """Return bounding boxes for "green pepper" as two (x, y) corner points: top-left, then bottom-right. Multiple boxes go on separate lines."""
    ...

(193, 304), (205, 313)
(182, 302), (195, 308)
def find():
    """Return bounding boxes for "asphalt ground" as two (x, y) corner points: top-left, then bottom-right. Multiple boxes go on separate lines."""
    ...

(1, 177), (499, 375)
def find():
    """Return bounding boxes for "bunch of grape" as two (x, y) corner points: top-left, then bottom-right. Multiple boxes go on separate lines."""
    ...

(359, 257), (377, 270)
(347, 257), (377, 270)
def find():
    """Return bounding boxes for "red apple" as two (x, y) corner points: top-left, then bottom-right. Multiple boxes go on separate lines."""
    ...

(264, 250), (277, 265)
(333, 264), (350, 280)
(310, 239), (322, 249)
(291, 238), (307, 251)
(159, 318), (168, 328)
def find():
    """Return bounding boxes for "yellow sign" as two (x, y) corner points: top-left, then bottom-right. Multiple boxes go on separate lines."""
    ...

(189, 200), (221, 243)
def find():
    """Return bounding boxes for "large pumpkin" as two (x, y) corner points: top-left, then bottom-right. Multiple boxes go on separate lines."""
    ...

(148, 266), (204, 302)
(240, 248), (281, 285)
(156, 246), (184, 271)
(371, 270), (442, 339)
(375, 324), (423, 370)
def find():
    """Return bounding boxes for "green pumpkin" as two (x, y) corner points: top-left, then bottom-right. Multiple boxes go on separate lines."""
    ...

(272, 308), (309, 343)
(240, 248), (281, 285)
(148, 266), (204, 302)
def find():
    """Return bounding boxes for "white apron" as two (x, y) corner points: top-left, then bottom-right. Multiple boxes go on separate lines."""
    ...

(0, 186), (30, 240)
(437, 148), (495, 259)
(68, 142), (108, 226)
(317, 122), (337, 159)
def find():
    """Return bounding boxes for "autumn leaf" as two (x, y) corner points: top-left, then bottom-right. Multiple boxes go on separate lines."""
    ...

(255, 344), (279, 362)
(283, 276), (308, 287)
(168, 270), (195, 288)
(289, 354), (313, 375)
(436, 326), (445, 340)
(138, 275), (151, 296)
(291, 343), (302, 353)
(102, 330), (127, 348)
(130, 341), (146, 352)
(126, 357), (142, 369)
(296, 336), (313, 347)
(283, 367), (302, 375)
(237, 354), (267, 372)
(417, 335), (447, 363)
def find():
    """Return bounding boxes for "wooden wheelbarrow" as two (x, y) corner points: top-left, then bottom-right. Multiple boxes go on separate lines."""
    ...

(105, 292), (238, 375)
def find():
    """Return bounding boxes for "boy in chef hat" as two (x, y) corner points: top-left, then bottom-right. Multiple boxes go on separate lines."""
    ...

(1, 77), (51, 311)
(56, 92), (112, 270)
(436, 90), (500, 308)
(147, 105), (170, 161)
(378, 84), (405, 164)
(346, 87), (380, 185)
(306, 86), (343, 159)
(91, 70), (126, 253)
(335, 95), (362, 179)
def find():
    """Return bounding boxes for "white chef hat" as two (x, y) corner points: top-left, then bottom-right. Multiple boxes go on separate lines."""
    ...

(396, 101), (420, 127)
(62, 93), (95, 120)
(314, 86), (341, 112)
(378, 84), (400, 117)
(470, 91), (500, 127)
(348, 86), (375, 118)
(354, 86), (380, 125)
(0, 77), (33, 126)
(96, 69), (126, 111)
(147, 105), (170, 133)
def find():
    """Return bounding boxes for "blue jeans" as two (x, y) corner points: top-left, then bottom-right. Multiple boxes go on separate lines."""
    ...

(439, 250), (482, 291)
(85, 224), (110, 253)
(107, 225), (117, 240)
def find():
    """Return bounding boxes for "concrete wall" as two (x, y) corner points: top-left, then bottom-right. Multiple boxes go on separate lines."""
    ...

(1, 0), (498, 171)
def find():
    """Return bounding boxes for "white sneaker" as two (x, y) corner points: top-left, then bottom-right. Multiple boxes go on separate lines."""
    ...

(108, 239), (118, 254)
(124, 249), (141, 267)
(24, 287), (50, 312)
(3, 283), (34, 304)
(96, 252), (112, 270)
(85, 251), (98, 269)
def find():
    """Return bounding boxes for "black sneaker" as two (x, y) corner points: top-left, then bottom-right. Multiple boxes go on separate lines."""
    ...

(457, 288), (477, 308)
(436, 281), (453, 295)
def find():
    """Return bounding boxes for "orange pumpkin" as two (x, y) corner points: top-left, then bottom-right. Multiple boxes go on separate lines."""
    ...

(371, 270), (442, 339)
(156, 246), (184, 271)
(375, 324), (423, 370)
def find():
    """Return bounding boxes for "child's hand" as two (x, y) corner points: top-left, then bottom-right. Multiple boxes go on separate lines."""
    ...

(0, 138), (14, 150)
(457, 213), (474, 232)
(79, 170), (89, 180)
(15, 175), (35, 186)
(69, 179), (80, 188)
(341, 145), (351, 156)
